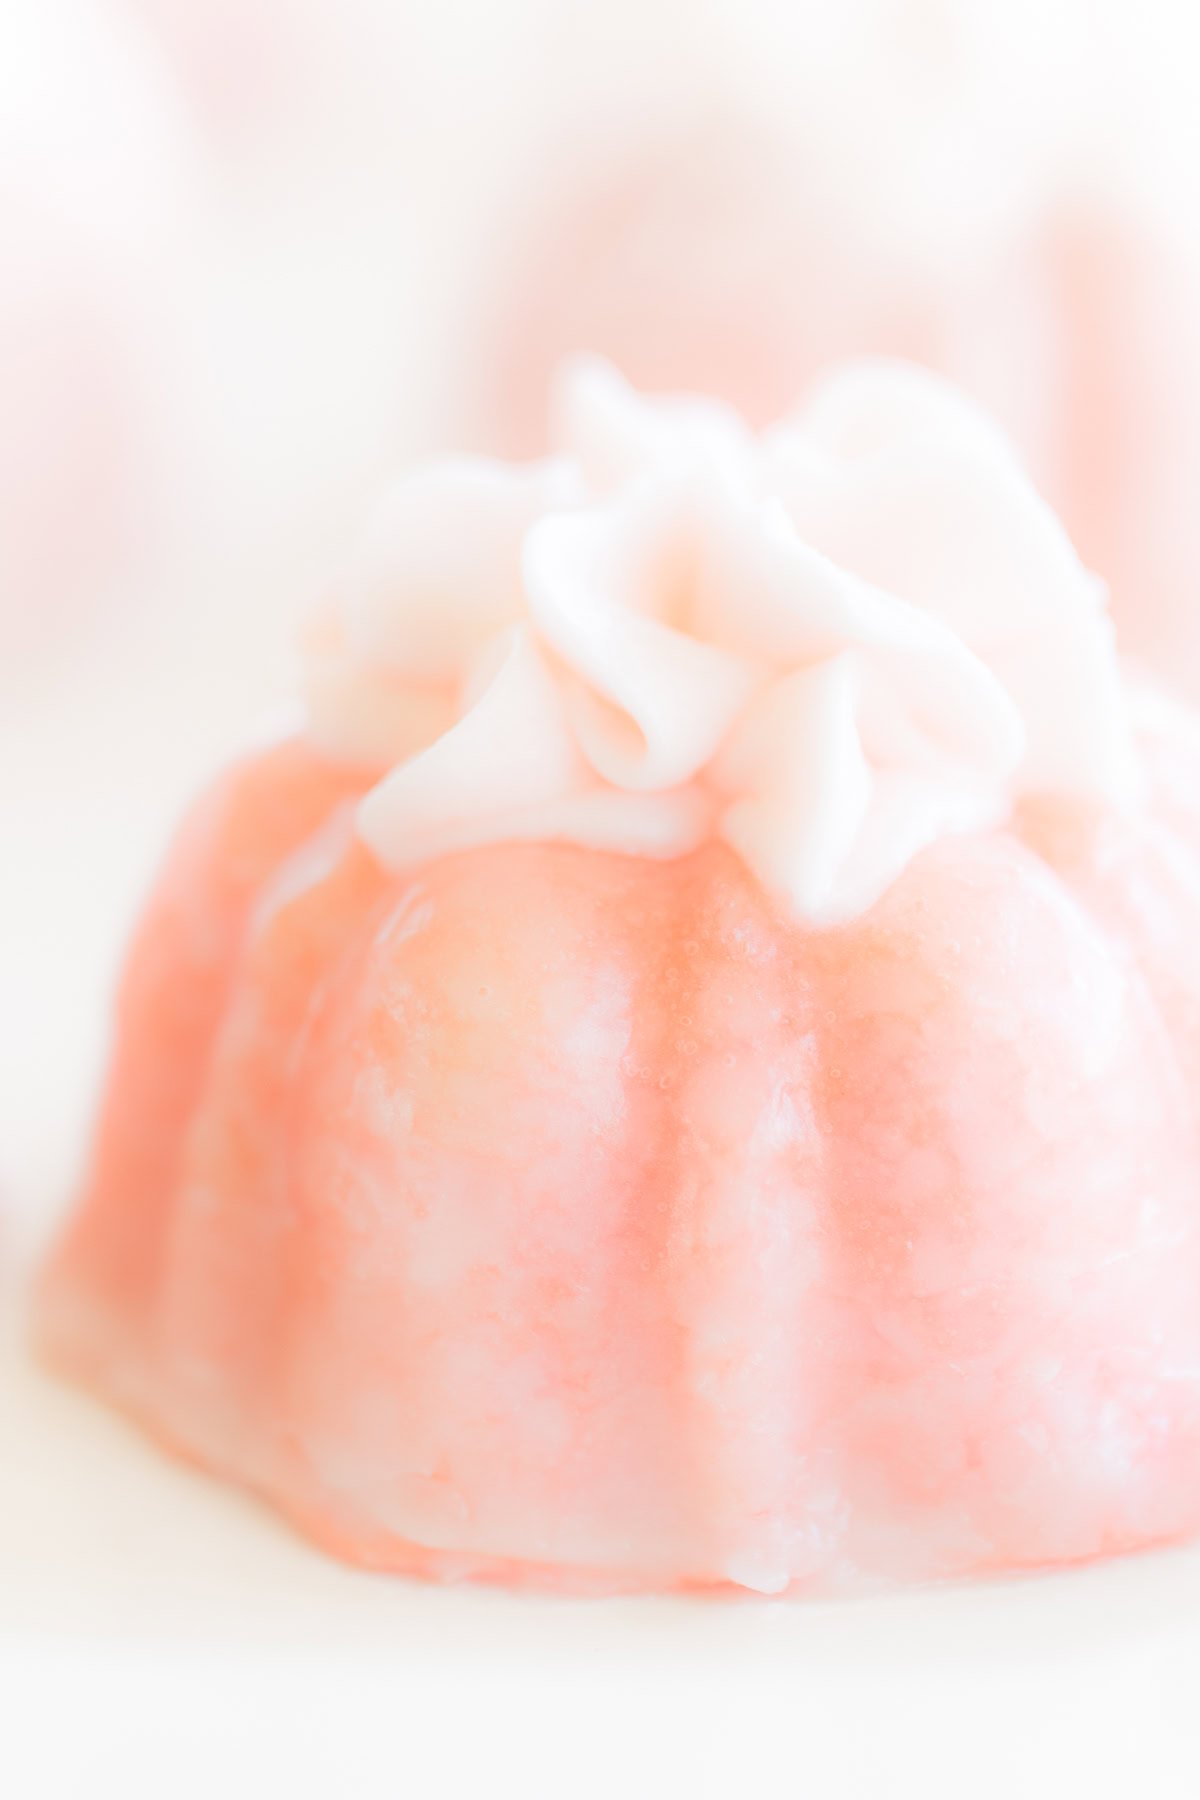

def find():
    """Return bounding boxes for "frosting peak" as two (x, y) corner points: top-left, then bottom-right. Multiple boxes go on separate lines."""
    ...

(308, 359), (1134, 923)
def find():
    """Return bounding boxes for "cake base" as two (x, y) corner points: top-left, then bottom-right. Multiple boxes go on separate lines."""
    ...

(6, 1297), (1200, 1800)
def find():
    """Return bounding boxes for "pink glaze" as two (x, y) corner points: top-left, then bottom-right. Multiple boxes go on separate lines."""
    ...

(39, 698), (1200, 1595)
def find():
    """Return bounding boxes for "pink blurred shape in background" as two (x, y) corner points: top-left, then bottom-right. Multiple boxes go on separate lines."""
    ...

(472, 6), (1200, 691)
(0, 0), (200, 667)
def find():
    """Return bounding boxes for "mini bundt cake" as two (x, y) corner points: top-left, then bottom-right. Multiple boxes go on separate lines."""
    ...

(40, 362), (1200, 1594)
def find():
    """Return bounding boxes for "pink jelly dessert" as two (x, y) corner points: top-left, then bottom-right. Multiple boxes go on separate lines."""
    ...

(40, 362), (1200, 1595)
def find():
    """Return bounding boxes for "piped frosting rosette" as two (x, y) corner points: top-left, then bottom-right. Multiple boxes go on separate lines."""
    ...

(306, 359), (1134, 923)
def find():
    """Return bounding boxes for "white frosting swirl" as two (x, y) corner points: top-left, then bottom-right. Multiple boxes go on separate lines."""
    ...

(307, 358), (1134, 923)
